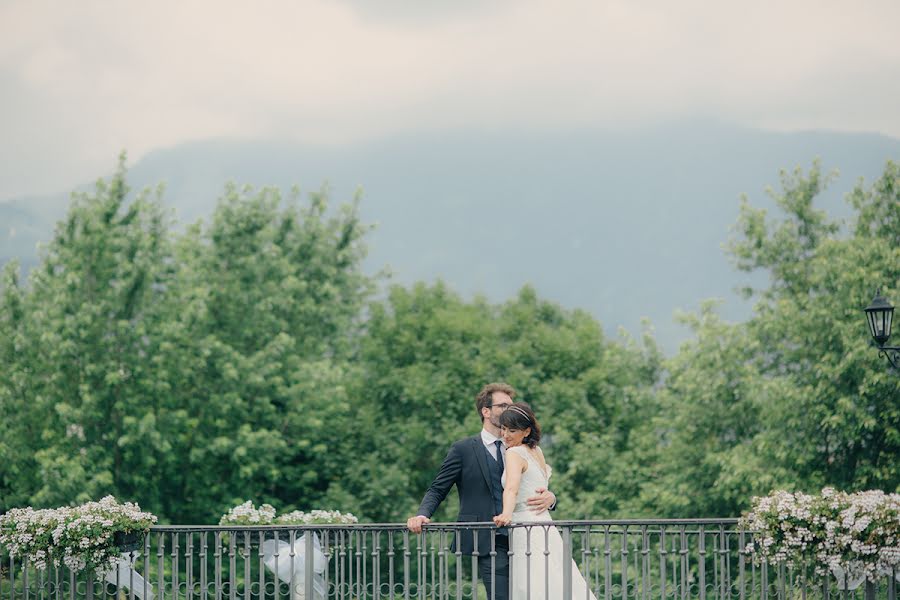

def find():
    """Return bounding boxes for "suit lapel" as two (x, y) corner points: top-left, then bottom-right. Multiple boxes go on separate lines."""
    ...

(471, 435), (493, 490)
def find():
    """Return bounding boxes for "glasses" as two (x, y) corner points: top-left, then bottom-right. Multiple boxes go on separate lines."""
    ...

(489, 403), (512, 411)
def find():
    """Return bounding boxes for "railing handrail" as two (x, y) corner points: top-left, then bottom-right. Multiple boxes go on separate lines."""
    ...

(5, 518), (895, 600)
(148, 517), (742, 532)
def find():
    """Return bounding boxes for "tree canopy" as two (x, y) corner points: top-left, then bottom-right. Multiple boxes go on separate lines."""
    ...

(1, 157), (897, 522)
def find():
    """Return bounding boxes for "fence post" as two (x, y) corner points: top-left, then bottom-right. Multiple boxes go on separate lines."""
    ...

(562, 525), (572, 600)
(304, 531), (314, 600)
(865, 580), (876, 600)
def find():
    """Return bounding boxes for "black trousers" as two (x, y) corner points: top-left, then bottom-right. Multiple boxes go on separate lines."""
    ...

(477, 534), (509, 600)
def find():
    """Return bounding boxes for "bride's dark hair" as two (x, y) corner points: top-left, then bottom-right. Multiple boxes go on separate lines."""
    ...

(498, 402), (541, 448)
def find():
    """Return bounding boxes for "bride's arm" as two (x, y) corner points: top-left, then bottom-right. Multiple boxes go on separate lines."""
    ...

(492, 451), (526, 526)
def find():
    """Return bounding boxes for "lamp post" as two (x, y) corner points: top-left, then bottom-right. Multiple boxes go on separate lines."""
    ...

(863, 290), (899, 372)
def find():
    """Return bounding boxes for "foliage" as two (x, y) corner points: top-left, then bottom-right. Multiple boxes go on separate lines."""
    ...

(0, 157), (372, 524)
(0, 156), (898, 526)
(640, 160), (900, 518)
(0, 156), (175, 513)
(336, 283), (660, 522)
(728, 161), (900, 493)
(633, 304), (781, 517)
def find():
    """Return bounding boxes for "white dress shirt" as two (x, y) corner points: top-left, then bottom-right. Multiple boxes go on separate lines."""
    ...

(480, 428), (506, 468)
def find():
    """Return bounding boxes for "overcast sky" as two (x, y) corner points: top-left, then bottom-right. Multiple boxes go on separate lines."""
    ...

(2, 0), (899, 199)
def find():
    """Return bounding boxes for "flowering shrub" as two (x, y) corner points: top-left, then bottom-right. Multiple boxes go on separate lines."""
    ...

(740, 488), (900, 583)
(276, 510), (358, 525)
(219, 502), (357, 526)
(218, 501), (277, 525)
(0, 496), (157, 572)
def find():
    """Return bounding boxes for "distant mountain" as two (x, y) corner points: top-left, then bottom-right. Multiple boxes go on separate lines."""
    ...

(2, 122), (899, 352)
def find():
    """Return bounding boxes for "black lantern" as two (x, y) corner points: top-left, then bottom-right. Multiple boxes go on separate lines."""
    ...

(864, 290), (899, 372)
(864, 292), (894, 344)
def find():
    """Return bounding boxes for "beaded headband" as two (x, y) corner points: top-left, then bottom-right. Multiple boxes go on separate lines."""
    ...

(506, 405), (531, 421)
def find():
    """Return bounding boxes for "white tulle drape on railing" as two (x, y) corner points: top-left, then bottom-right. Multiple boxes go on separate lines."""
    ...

(262, 534), (328, 600)
(100, 552), (154, 599)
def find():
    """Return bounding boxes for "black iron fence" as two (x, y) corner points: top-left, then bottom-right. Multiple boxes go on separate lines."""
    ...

(1, 520), (897, 600)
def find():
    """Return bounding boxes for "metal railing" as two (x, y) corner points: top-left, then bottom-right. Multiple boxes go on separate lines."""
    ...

(1, 520), (897, 600)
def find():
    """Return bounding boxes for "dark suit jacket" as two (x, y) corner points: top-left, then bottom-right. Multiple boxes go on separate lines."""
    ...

(417, 434), (506, 556)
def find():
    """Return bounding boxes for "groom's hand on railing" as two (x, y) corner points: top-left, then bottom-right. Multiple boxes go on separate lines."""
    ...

(526, 487), (556, 513)
(406, 515), (431, 533)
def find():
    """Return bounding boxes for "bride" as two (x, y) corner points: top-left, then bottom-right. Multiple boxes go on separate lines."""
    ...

(492, 403), (597, 600)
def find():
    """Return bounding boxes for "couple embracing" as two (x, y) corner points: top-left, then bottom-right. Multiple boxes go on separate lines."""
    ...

(406, 383), (597, 600)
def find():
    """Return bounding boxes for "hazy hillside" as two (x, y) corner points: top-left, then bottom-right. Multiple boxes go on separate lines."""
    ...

(3, 121), (898, 352)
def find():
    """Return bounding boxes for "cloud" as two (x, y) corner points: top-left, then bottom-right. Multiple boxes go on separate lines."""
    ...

(1, 0), (899, 198)
(331, 0), (510, 24)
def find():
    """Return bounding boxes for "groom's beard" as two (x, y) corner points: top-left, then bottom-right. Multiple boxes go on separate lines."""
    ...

(489, 414), (502, 429)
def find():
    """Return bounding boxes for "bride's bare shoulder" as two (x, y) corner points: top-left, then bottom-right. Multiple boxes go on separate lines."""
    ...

(506, 445), (529, 470)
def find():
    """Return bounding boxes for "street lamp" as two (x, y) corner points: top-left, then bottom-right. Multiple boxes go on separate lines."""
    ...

(864, 290), (899, 372)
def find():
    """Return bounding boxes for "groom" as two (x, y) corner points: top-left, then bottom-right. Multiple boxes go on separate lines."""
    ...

(406, 383), (557, 600)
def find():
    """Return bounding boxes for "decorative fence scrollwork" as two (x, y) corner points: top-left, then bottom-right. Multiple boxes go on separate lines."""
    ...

(1, 520), (896, 599)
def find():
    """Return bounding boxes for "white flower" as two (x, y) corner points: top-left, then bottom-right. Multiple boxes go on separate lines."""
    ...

(741, 488), (899, 578)
(0, 496), (155, 571)
(65, 424), (85, 440)
(218, 501), (277, 526)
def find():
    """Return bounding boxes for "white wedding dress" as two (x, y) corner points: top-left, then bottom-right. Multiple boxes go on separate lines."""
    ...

(503, 446), (597, 600)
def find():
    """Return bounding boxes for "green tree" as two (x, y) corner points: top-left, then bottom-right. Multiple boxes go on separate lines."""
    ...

(142, 183), (373, 522)
(338, 283), (660, 522)
(5, 156), (896, 524)
(0, 156), (175, 512)
(644, 161), (900, 518)
(0, 260), (37, 510)
(0, 160), (375, 522)
(635, 303), (788, 517)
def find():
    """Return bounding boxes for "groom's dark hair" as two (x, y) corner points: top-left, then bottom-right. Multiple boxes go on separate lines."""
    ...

(476, 382), (517, 421)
